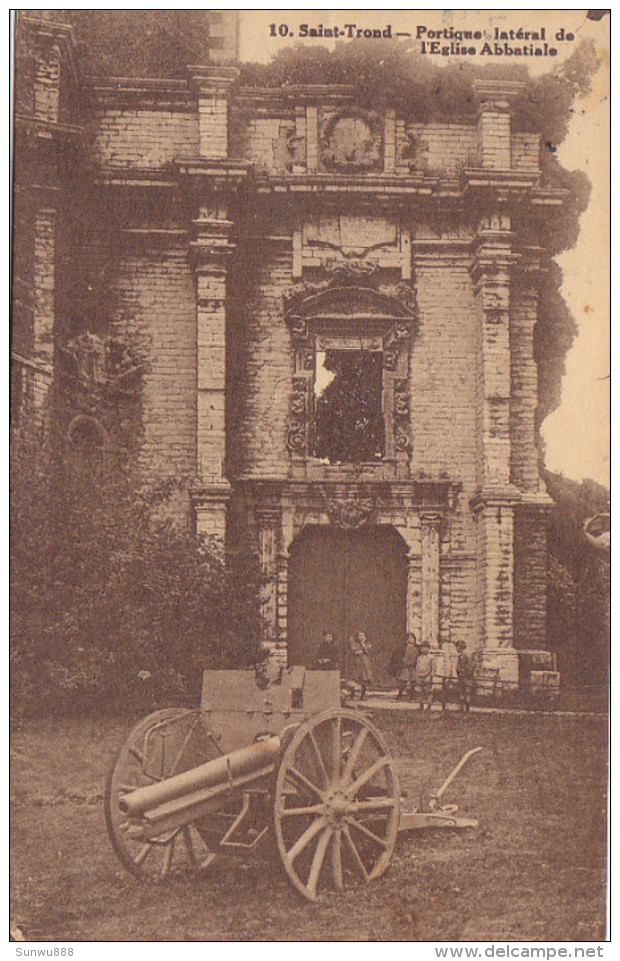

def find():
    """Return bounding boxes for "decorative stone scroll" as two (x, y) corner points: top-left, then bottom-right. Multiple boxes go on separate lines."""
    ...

(286, 376), (311, 456)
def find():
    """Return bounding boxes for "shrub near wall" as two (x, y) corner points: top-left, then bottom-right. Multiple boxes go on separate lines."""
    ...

(10, 463), (263, 718)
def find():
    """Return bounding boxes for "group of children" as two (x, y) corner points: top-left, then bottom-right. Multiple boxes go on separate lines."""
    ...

(314, 629), (476, 711)
(390, 634), (475, 711)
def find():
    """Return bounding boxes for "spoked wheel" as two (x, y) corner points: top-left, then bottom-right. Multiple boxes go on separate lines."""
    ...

(274, 708), (400, 901)
(105, 708), (221, 880)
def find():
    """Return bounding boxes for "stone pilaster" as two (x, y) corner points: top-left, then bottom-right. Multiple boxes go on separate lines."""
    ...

(397, 523), (422, 641)
(510, 266), (546, 493)
(471, 222), (517, 489)
(189, 65), (238, 159)
(474, 80), (525, 170)
(513, 500), (555, 652)
(192, 214), (233, 483)
(470, 220), (520, 684)
(420, 513), (441, 649)
(192, 485), (230, 553)
(472, 491), (520, 688)
(257, 509), (280, 646)
(33, 207), (56, 367)
(275, 549), (290, 665)
(189, 205), (235, 542)
(406, 551), (422, 641)
(26, 16), (75, 124)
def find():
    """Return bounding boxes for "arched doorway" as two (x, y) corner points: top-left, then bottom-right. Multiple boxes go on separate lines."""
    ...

(287, 525), (407, 685)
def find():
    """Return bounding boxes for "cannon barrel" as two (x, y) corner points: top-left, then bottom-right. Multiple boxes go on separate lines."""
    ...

(119, 735), (282, 818)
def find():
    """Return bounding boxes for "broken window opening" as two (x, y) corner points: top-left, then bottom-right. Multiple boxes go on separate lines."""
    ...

(312, 350), (385, 464)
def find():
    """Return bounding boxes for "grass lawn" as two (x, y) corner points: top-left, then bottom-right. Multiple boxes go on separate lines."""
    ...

(10, 709), (607, 942)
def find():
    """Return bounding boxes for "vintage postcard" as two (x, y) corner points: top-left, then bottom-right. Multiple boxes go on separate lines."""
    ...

(10, 9), (609, 947)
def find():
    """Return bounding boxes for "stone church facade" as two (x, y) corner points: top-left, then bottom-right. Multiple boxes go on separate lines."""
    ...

(12, 13), (563, 686)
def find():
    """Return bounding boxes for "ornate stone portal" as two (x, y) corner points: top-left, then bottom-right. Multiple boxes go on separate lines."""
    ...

(245, 478), (462, 664)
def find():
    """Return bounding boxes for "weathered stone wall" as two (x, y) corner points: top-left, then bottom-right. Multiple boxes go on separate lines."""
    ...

(510, 284), (541, 492)
(230, 243), (294, 478)
(90, 107), (199, 170)
(110, 244), (197, 491)
(511, 132), (540, 172)
(411, 259), (480, 646)
(514, 508), (549, 650)
(399, 122), (478, 176)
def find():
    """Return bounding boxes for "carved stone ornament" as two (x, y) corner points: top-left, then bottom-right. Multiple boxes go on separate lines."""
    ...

(290, 392), (306, 416)
(383, 350), (398, 371)
(286, 424), (306, 454)
(286, 133), (306, 170)
(394, 425), (412, 453)
(287, 378), (309, 454)
(322, 486), (377, 530)
(283, 273), (415, 318)
(320, 109), (382, 173)
(394, 318), (413, 340)
(288, 316), (308, 342)
(381, 280), (417, 314)
(59, 332), (142, 398)
(394, 385), (409, 417)
(324, 258), (378, 280)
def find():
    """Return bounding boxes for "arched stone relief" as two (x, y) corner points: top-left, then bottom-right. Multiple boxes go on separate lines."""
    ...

(319, 108), (383, 173)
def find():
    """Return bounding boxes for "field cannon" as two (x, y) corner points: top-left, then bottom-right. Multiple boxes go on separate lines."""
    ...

(106, 668), (481, 900)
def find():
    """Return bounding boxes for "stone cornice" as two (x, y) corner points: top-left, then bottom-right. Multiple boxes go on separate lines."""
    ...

(91, 78), (194, 112)
(470, 486), (522, 512)
(515, 493), (556, 512)
(177, 159), (252, 191)
(463, 168), (539, 194)
(191, 481), (233, 504)
(473, 79), (527, 112)
(283, 84), (356, 104)
(14, 114), (83, 140)
(188, 64), (239, 96)
(237, 477), (463, 513)
(11, 351), (53, 378)
(119, 227), (188, 247)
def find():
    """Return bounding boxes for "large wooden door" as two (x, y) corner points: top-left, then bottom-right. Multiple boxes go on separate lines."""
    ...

(287, 525), (407, 684)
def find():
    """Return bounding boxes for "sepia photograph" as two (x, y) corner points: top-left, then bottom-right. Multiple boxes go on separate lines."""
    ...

(10, 8), (610, 945)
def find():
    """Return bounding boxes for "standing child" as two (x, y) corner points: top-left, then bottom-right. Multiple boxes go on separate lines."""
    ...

(316, 630), (339, 670)
(456, 639), (475, 712)
(349, 631), (374, 700)
(415, 642), (434, 711)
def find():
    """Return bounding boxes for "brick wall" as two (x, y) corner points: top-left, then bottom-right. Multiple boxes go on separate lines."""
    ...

(410, 263), (479, 484)
(110, 246), (197, 491)
(230, 244), (294, 478)
(478, 110), (511, 169)
(511, 132), (540, 173)
(91, 109), (199, 169)
(399, 123), (478, 176)
(238, 117), (292, 173)
(410, 261), (480, 645)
